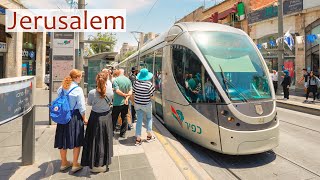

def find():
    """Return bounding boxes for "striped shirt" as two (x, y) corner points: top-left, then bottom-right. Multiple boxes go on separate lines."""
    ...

(133, 80), (155, 105)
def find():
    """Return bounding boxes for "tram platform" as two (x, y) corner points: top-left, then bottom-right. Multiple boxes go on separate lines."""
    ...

(0, 88), (211, 180)
(276, 94), (320, 116)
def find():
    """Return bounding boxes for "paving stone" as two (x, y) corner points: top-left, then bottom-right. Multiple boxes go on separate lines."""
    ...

(88, 171), (120, 180)
(119, 153), (151, 171)
(121, 167), (156, 180)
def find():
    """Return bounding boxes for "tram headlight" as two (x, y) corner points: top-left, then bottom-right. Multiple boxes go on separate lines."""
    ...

(227, 117), (234, 122)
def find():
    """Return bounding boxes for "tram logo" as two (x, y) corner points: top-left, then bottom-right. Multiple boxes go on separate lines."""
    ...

(171, 106), (184, 128)
(255, 104), (264, 115)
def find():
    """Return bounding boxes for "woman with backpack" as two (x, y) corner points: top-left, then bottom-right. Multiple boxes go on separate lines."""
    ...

(54, 69), (87, 173)
(305, 71), (320, 103)
(81, 72), (114, 173)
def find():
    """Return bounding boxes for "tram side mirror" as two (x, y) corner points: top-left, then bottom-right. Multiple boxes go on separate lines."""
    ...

(165, 34), (178, 42)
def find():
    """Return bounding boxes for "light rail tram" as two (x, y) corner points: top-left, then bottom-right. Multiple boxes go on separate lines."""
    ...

(116, 22), (279, 155)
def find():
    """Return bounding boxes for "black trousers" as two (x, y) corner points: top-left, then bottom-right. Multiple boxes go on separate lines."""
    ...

(131, 105), (136, 121)
(283, 86), (289, 99)
(306, 85), (317, 101)
(112, 105), (129, 135)
(273, 81), (278, 93)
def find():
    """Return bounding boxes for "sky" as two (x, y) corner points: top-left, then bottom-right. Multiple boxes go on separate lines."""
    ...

(19, 0), (225, 52)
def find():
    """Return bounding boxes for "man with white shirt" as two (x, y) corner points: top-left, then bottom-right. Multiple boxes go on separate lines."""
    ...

(271, 70), (278, 94)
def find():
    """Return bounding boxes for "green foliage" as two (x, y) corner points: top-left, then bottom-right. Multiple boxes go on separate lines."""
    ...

(89, 33), (117, 54)
(122, 50), (137, 60)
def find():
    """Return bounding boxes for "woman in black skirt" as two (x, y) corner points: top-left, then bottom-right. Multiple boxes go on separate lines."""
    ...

(81, 72), (114, 173)
(54, 69), (88, 173)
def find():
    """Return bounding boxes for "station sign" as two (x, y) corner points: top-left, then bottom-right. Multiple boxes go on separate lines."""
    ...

(0, 77), (34, 125)
(0, 42), (7, 52)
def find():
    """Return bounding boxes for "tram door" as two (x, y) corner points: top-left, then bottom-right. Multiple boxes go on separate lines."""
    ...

(154, 48), (164, 118)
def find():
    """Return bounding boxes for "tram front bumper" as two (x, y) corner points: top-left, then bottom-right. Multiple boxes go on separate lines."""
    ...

(219, 122), (279, 155)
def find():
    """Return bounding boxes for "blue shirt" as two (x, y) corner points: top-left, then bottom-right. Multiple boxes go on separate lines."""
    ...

(57, 81), (86, 115)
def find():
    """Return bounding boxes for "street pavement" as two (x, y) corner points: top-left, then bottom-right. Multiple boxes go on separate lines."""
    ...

(1, 88), (319, 180)
(0, 88), (206, 180)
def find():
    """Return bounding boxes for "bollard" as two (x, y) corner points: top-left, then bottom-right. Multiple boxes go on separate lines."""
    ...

(22, 107), (35, 166)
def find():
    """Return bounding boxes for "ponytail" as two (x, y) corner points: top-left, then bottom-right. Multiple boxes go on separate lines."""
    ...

(62, 69), (82, 90)
(96, 72), (107, 98)
(62, 76), (73, 90)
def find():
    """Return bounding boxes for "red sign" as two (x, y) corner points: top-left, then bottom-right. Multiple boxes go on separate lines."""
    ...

(284, 61), (294, 78)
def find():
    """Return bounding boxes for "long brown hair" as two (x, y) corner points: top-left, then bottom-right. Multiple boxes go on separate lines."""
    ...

(62, 69), (82, 90)
(96, 72), (106, 98)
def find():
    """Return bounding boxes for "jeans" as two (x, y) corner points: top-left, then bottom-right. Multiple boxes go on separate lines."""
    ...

(112, 105), (129, 135)
(135, 102), (152, 137)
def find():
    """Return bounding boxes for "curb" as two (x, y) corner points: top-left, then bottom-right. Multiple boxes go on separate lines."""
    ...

(152, 116), (213, 180)
(276, 101), (320, 116)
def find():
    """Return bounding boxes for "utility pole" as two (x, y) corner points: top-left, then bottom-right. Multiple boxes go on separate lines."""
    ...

(78, 0), (85, 89)
(277, 0), (284, 94)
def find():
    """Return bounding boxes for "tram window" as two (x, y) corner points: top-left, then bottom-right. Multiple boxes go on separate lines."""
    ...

(172, 45), (221, 103)
(154, 48), (163, 93)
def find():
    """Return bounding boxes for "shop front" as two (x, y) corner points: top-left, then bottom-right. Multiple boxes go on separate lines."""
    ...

(22, 32), (36, 76)
(305, 18), (320, 77)
(258, 33), (296, 87)
(0, 23), (6, 79)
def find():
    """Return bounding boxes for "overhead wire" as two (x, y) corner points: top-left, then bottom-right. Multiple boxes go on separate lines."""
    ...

(136, 0), (160, 31)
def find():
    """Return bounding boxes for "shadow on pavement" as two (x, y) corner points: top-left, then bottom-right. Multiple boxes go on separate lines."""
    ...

(0, 162), (20, 179)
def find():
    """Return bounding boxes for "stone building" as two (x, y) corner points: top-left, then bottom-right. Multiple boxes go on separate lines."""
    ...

(0, 0), (47, 88)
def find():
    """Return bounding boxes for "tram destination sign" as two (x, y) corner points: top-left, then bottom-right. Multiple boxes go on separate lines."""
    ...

(248, 0), (303, 24)
(0, 77), (34, 125)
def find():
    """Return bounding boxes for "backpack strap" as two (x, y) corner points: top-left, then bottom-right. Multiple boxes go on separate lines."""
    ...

(67, 86), (79, 95)
(104, 96), (113, 107)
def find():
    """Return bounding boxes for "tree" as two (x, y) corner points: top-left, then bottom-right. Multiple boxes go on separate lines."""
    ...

(122, 50), (137, 60)
(90, 32), (117, 54)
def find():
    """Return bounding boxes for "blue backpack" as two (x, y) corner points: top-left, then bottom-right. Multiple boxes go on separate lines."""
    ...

(49, 86), (79, 124)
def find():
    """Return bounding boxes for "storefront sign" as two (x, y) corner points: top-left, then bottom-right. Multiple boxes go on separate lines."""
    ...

(0, 77), (34, 125)
(248, 0), (303, 24)
(0, 42), (7, 52)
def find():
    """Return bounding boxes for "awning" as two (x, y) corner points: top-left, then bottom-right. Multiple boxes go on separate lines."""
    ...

(206, 4), (238, 23)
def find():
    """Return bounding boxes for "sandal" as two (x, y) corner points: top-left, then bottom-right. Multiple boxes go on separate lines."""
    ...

(60, 161), (72, 171)
(146, 136), (156, 143)
(135, 139), (142, 146)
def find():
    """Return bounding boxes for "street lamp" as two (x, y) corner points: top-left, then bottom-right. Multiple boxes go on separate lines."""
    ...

(131, 31), (143, 67)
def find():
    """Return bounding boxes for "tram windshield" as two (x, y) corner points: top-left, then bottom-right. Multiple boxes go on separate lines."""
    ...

(191, 31), (272, 102)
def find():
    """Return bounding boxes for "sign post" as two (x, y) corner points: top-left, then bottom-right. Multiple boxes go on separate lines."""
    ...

(0, 76), (35, 165)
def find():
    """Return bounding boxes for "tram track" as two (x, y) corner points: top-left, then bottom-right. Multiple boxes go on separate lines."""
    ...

(273, 151), (320, 178)
(279, 119), (320, 134)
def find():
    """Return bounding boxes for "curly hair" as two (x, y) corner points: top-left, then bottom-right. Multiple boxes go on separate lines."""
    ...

(62, 69), (82, 90)
(96, 72), (106, 98)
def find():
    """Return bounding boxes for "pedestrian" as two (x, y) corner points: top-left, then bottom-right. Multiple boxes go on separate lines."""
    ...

(112, 69), (132, 138)
(102, 69), (113, 96)
(281, 70), (291, 100)
(270, 70), (278, 93)
(112, 69), (120, 83)
(54, 69), (87, 173)
(132, 68), (156, 146)
(298, 68), (310, 93)
(81, 73), (113, 173)
(129, 67), (138, 123)
(304, 71), (320, 103)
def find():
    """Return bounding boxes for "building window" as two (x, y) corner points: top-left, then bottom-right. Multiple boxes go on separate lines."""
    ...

(172, 45), (220, 103)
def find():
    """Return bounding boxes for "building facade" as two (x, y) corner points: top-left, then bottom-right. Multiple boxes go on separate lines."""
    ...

(248, 0), (320, 90)
(119, 42), (137, 61)
(0, 0), (47, 88)
(177, 0), (250, 33)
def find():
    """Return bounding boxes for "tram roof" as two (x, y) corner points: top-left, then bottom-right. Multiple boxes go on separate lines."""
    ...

(123, 22), (246, 62)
